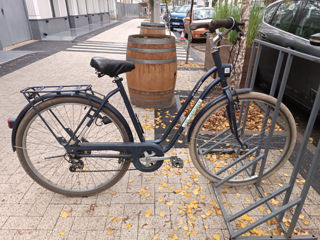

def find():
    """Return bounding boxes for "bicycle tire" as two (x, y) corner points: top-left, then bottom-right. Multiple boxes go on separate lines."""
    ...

(189, 92), (296, 186)
(16, 96), (131, 196)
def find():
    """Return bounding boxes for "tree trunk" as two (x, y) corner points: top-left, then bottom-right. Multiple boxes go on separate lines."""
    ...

(232, 0), (251, 89)
(185, 0), (194, 64)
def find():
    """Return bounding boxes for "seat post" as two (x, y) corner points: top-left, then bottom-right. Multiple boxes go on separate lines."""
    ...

(114, 76), (145, 142)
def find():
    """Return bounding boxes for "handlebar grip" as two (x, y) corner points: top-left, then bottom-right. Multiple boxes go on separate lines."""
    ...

(190, 22), (210, 31)
(209, 18), (234, 32)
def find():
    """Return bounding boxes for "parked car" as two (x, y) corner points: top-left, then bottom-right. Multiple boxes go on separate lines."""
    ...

(169, 5), (203, 31)
(256, 0), (320, 112)
(184, 7), (215, 41)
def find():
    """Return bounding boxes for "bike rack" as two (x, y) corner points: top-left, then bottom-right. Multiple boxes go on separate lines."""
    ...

(211, 39), (319, 239)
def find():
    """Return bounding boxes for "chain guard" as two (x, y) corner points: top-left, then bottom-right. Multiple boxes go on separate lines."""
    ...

(133, 151), (164, 172)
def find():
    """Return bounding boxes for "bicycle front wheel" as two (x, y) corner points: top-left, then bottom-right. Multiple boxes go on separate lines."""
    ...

(16, 96), (131, 196)
(189, 92), (296, 186)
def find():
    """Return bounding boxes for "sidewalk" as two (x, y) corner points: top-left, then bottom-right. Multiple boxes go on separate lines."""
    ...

(0, 18), (319, 240)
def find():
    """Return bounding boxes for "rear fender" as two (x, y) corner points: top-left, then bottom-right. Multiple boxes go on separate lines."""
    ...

(11, 93), (133, 151)
(187, 88), (252, 142)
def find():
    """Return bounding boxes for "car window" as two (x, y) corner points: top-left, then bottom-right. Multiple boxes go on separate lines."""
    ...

(270, 1), (301, 32)
(264, 3), (279, 24)
(193, 9), (215, 20)
(295, 0), (320, 39)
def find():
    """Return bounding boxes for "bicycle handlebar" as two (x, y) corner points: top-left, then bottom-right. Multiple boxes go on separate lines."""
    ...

(190, 17), (244, 33)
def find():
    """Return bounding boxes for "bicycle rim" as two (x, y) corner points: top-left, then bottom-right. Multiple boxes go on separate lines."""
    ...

(16, 97), (130, 196)
(189, 92), (296, 185)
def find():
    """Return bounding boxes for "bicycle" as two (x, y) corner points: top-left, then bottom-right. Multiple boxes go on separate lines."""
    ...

(8, 18), (297, 197)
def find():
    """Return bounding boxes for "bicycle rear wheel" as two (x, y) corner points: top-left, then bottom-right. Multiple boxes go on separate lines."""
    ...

(189, 92), (296, 186)
(16, 96), (131, 196)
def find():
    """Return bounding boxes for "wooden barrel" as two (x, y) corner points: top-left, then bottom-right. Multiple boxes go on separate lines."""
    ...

(140, 22), (166, 36)
(126, 34), (177, 108)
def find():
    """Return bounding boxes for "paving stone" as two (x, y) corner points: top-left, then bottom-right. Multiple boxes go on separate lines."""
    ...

(37, 204), (63, 230)
(2, 217), (41, 230)
(0, 203), (33, 217)
(71, 217), (106, 231)
(0, 230), (16, 240)
(13, 230), (51, 240)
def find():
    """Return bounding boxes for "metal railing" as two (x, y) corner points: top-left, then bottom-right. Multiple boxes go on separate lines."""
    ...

(211, 39), (320, 240)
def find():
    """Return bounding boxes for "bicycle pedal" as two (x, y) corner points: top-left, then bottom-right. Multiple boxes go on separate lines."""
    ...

(170, 157), (184, 168)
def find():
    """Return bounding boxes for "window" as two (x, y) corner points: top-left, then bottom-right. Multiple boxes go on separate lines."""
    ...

(295, 0), (320, 39)
(264, 3), (279, 24)
(270, 1), (301, 32)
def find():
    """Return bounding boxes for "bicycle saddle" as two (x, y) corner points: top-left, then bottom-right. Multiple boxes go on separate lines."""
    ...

(90, 57), (135, 77)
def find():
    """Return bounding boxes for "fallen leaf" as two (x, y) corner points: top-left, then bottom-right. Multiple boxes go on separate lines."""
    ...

(145, 209), (152, 218)
(112, 217), (121, 222)
(106, 229), (114, 235)
(126, 224), (132, 229)
(59, 232), (66, 236)
(166, 201), (174, 206)
(160, 211), (166, 217)
(139, 189), (146, 195)
(145, 193), (151, 197)
(213, 234), (220, 240)
(60, 210), (69, 218)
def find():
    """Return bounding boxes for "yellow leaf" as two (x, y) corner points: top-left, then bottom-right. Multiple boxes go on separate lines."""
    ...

(183, 226), (189, 231)
(60, 210), (69, 218)
(59, 232), (66, 236)
(126, 224), (132, 229)
(158, 196), (163, 202)
(139, 189), (146, 195)
(304, 221), (309, 225)
(213, 234), (220, 240)
(236, 193), (241, 197)
(299, 214), (305, 220)
(145, 193), (151, 197)
(245, 197), (251, 202)
(192, 231), (198, 236)
(200, 194), (206, 199)
(153, 234), (159, 240)
(106, 229), (114, 235)
(105, 211), (109, 216)
(173, 226), (178, 231)
(112, 217), (121, 222)
(259, 206), (265, 212)
(145, 209), (152, 218)
(129, 179), (134, 183)
(166, 201), (174, 206)
(209, 201), (217, 206)
(160, 211), (166, 217)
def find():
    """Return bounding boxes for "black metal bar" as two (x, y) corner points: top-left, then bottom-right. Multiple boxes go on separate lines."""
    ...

(249, 44), (262, 88)
(227, 184), (290, 222)
(154, 66), (218, 144)
(256, 54), (293, 186)
(115, 79), (145, 142)
(279, 85), (320, 224)
(214, 154), (264, 188)
(231, 198), (301, 238)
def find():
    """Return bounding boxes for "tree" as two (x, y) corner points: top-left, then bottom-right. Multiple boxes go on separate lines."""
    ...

(232, 0), (252, 88)
(185, 0), (194, 64)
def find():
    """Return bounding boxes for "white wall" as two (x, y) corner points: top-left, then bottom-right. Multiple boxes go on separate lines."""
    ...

(25, 0), (52, 19)
(52, 0), (68, 17)
(92, 0), (100, 13)
(67, 0), (79, 15)
(77, 0), (88, 14)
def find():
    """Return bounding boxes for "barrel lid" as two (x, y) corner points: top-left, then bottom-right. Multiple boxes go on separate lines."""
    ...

(128, 34), (175, 44)
(141, 22), (165, 27)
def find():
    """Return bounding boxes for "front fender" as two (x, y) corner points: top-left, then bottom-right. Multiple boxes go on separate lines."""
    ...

(187, 88), (252, 142)
(11, 93), (133, 151)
